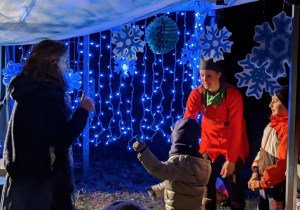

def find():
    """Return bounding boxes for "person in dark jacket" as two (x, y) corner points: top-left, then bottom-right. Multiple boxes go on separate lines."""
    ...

(0, 39), (94, 210)
(133, 118), (212, 210)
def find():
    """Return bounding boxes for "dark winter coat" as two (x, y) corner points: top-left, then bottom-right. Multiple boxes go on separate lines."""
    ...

(1, 75), (89, 210)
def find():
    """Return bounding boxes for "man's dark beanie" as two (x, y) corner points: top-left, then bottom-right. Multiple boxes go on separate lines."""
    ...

(200, 57), (222, 73)
(169, 118), (201, 158)
(275, 85), (289, 110)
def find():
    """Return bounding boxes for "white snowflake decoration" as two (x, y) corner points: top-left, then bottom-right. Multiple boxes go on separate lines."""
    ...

(250, 11), (292, 79)
(64, 69), (82, 93)
(111, 24), (146, 61)
(236, 54), (281, 99)
(1, 61), (22, 86)
(199, 24), (233, 62)
(180, 36), (203, 70)
(114, 56), (137, 80)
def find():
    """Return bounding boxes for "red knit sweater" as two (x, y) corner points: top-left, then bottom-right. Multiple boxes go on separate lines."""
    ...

(184, 82), (249, 162)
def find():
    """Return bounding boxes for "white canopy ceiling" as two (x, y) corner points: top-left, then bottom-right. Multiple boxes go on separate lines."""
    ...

(0, 0), (258, 46)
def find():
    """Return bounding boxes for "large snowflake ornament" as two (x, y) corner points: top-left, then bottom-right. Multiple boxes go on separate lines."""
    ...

(2, 61), (22, 86)
(199, 24), (233, 62)
(236, 54), (281, 99)
(114, 56), (137, 80)
(111, 24), (146, 61)
(64, 69), (82, 93)
(250, 11), (292, 79)
(180, 36), (204, 70)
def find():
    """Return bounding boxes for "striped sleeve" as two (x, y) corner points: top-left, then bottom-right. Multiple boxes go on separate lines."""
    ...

(259, 132), (288, 189)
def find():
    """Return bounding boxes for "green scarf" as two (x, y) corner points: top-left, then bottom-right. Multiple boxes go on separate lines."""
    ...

(206, 85), (227, 106)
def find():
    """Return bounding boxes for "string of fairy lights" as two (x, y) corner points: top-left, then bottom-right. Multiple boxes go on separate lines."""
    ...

(1, 3), (292, 156)
(6, 9), (207, 149)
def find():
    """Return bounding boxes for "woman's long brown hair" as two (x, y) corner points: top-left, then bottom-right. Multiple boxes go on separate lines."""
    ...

(22, 39), (67, 90)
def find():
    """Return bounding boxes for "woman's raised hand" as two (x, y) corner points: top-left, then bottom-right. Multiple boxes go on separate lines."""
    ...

(80, 92), (95, 113)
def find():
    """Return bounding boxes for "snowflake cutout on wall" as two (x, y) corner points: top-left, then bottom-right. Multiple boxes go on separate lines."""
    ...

(64, 69), (82, 93)
(250, 11), (292, 79)
(111, 24), (146, 61)
(235, 54), (281, 99)
(1, 61), (22, 86)
(114, 56), (137, 80)
(199, 24), (233, 62)
(181, 36), (203, 70)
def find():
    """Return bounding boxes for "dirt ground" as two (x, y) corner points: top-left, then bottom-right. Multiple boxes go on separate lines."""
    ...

(75, 189), (257, 209)
(73, 158), (258, 210)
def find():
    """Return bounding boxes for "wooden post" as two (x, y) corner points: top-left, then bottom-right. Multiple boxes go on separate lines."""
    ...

(0, 46), (3, 97)
(0, 46), (6, 143)
(83, 35), (90, 181)
(0, 47), (10, 143)
(286, 3), (300, 210)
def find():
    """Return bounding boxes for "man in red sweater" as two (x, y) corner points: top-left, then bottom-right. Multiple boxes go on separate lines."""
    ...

(184, 58), (249, 210)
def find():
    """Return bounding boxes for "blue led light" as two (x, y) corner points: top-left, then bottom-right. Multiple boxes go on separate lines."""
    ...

(1, 11), (204, 149)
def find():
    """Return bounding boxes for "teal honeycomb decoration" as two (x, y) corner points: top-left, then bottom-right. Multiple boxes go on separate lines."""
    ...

(146, 16), (178, 54)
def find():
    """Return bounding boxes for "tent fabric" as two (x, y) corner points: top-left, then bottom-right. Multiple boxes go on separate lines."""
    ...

(0, 0), (257, 46)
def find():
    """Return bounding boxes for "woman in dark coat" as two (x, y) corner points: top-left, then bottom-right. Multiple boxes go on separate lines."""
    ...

(0, 40), (94, 210)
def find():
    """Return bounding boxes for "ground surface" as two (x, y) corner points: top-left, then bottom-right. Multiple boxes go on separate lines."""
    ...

(73, 158), (258, 210)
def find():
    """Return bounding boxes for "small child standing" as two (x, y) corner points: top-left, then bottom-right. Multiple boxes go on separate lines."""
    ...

(248, 86), (290, 210)
(133, 117), (212, 210)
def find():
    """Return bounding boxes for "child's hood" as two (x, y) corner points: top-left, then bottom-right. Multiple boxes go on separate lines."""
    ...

(169, 117), (201, 158)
